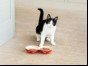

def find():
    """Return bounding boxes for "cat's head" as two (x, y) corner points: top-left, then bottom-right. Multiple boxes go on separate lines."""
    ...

(46, 14), (58, 27)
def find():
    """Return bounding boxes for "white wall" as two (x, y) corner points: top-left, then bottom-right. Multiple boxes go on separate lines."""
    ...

(0, 0), (15, 46)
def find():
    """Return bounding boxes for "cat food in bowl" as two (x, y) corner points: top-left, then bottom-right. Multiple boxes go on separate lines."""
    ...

(40, 46), (52, 54)
(25, 45), (39, 54)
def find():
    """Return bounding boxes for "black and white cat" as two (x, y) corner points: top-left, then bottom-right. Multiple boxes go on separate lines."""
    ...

(36, 8), (58, 48)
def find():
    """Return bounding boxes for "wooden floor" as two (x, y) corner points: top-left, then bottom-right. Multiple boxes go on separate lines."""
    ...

(0, 0), (87, 65)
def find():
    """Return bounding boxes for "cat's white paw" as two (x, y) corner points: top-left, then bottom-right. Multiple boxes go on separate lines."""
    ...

(39, 46), (43, 49)
(51, 42), (56, 46)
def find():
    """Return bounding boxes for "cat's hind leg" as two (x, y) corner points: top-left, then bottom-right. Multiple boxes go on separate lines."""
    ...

(46, 36), (51, 41)
(36, 34), (41, 41)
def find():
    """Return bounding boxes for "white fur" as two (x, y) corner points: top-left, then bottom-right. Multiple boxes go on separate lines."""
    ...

(36, 20), (56, 48)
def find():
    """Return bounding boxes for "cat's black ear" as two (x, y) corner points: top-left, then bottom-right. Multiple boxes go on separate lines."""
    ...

(54, 16), (58, 21)
(47, 14), (51, 19)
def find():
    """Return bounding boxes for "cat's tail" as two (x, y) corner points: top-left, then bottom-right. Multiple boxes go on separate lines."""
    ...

(38, 8), (44, 25)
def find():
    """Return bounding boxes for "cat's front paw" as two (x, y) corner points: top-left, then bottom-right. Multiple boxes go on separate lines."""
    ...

(51, 42), (56, 46)
(39, 46), (43, 49)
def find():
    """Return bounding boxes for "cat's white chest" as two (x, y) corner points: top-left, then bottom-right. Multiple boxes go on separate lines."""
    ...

(42, 24), (56, 36)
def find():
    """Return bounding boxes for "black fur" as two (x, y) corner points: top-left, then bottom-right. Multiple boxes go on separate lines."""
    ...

(36, 8), (58, 35)
(38, 8), (44, 25)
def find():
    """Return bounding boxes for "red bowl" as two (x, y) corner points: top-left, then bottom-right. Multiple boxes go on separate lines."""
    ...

(39, 46), (52, 54)
(25, 45), (39, 54)
(26, 49), (38, 54)
(25, 45), (52, 54)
